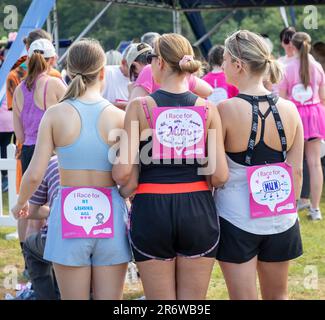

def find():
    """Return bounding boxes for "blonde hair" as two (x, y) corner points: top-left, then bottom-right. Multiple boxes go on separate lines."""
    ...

(155, 33), (201, 74)
(225, 30), (282, 84)
(61, 38), (106, 101)
(292, 32), (312, 89)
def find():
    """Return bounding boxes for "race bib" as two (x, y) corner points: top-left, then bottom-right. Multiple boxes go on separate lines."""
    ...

(61, 187), (114, 239)
(152, 106), (206, 159)
(292, 83), (313, 105)
(208, 87), (228, 105)
(247, 163), (296, 219)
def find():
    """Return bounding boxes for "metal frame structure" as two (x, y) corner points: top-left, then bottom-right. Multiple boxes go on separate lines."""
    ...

(95, 0), (325, 12)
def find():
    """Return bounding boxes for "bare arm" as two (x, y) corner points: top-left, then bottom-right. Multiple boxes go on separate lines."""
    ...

(192, 77), (213, 98)
(119, 164), (139, 198)
(112, 99), (140, 186)
(12, 88), (25, 143)
(46, 78), (67, 107)
(319, 84), (325, 106)
(28, 203), (50, 220)
(200, 103), (228, 187)
(129, 85), (149, 101)
(14, 110), (55, 207)
(286, 111), (304, 200)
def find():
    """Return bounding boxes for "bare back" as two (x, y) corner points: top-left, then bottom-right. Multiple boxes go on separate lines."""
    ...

(45, 100), (125, 187)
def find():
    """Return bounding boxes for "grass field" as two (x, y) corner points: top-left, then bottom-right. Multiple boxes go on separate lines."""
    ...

(1, 192), (325, 300)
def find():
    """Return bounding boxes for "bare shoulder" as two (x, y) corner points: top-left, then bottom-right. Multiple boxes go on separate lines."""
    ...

(216, 97), (239, 118)
(276, 97), (300, 119)
(103, 102), (126, 121)
(126, 97), (144, 115)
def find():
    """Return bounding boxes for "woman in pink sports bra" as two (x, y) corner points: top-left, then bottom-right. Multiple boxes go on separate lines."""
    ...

(279, 32), (325, 220)
(13, 39), (66, 174)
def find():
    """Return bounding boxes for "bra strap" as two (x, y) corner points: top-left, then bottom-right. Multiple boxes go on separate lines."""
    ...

(140, 97), (153, 129)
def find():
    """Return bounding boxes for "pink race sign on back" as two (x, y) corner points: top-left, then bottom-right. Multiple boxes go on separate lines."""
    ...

(247, 162), (296, 219)
(152, 106), (206, 160)
(61, 187), (114, 239)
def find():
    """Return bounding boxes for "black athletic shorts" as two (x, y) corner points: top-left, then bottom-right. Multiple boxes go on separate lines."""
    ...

(216, 217), (303, 264)
(129, 191), (220, 262)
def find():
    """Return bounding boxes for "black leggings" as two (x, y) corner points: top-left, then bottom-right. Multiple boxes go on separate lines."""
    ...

(21, 145), (36, 174)
(0, 132), (13, 176)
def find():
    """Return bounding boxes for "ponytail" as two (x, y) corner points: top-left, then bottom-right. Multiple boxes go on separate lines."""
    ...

(268, 59), (283, 84)
(292, 32), (312, 89)
(25, 52), (48, 91)
(60, 74), (87, 101)
(300, 41), (311, 89)
(59, 39), (106, 102)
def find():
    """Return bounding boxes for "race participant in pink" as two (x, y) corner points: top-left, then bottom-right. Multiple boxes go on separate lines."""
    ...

(129, 61), (213, 100)
(203, 45), (238, 105)
(216, 30), (303, 300)
(114, 33), (228, 300)
(279, 32), (325, 221)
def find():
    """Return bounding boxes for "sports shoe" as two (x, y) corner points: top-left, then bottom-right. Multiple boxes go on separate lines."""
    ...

(14, 288), (37, 300)
(297, 199), (310, 211)
(308, 208), (323, 221)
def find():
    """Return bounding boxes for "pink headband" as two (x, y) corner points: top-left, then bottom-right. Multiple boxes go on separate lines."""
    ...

(179, 55), (194, 67)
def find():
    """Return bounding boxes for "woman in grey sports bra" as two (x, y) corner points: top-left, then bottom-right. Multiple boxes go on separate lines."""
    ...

(12, 39), (132, 300)
(215, 30), (304, 300)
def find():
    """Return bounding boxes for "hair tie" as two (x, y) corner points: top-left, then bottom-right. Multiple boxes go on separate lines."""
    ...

(179, 55), (194, 67)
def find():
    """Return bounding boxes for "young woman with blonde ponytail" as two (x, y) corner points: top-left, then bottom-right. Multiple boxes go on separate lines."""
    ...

(215, 30), (304, 300)
(279, 32), (325, 221)
(114, 33), (228, 300)
(12, 39), (132, 299)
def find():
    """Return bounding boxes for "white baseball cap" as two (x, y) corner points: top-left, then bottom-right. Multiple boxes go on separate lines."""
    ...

(28, 38), (56, 58)
(125, 42), (152, 73)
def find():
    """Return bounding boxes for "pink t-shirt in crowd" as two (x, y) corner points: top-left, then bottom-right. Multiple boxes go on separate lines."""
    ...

(134, 64), (197, 94)
(202, 71), (238, 104)
(0, 97), (14, 132)
(279, 55), (325, 106)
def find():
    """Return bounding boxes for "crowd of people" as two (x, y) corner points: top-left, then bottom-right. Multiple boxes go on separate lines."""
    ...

(0, 24), (324, 300)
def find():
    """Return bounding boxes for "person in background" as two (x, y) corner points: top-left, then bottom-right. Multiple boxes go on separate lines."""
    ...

(106, 50), (123, 66)
(5, 29), (63, 280)
(203, 44), (238, 105)
(0, 96), (14, 192)
(312, 42), (325, 72)
(14, 156), (60, 300)
(141, 32), (160, 48)
(101, 44), (152, 109)
(279, 32), (325, 221)
(12, 38), (66, 278)
(278, 27), (296, 66)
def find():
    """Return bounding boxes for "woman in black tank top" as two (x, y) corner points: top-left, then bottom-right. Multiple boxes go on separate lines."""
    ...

(114, 33), (228, 300)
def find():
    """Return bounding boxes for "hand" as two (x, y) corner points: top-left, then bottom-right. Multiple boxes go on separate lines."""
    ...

(11, 201), (29, 219)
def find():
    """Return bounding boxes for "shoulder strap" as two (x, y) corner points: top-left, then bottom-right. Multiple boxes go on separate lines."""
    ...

(43, 77), (50, 110)
(244, 96), (259, 165)
(266, 95), (287, 161)
(140, 97), (153, 129)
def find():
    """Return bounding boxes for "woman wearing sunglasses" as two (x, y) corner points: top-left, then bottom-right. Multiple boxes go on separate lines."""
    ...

(114, 33), (228, 300)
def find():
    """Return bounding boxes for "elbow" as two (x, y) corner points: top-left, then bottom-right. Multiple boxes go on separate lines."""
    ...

(25, 170), (42, 186)
(112, 168), (132, 186)
(211, 170), (229, 188)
